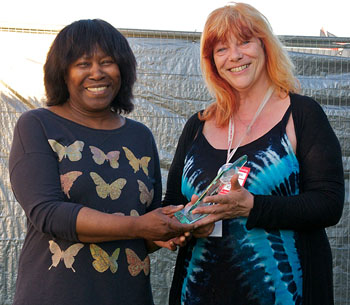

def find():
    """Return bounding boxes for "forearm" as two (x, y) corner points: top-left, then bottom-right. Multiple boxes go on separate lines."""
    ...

(247, 184), (344, 231)
(76, 205), (194, 243)
(76, 207), (141, 242)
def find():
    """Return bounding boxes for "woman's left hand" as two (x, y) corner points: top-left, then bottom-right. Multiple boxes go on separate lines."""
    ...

(192, 174), (254, 228)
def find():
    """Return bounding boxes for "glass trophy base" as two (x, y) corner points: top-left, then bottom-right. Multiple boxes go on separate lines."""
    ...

(174, 203), (212, 224)
(175, 154), (247, 224)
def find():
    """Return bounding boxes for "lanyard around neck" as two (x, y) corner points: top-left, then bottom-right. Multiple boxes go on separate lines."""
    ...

(226, 86), (274, 164)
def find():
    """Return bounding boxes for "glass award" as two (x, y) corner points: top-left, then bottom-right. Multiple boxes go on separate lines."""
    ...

(175, 154), (248, 224)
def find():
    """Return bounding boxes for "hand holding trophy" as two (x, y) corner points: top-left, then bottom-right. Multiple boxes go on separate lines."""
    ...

(175, 155), (247, 224)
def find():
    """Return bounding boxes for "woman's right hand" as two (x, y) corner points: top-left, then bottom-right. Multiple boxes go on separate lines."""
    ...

(138, 205), (194, 241)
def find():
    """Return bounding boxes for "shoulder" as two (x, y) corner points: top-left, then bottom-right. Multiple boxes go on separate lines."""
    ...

(173, 111), (203, 154)
(15, 108), (74, 136)
(290, 93), (329, 126)
(17, 108), (47, 120)
(15, 108), (49, 129)
(124, 118), (156, 140)
(290, 93), (326, 114)
(290, 93), (337, 146)
(178, 111), (203, 143)
(183, 112), (202, 134)
(125, 117), (152, 131)
(187, 111), (202, 124)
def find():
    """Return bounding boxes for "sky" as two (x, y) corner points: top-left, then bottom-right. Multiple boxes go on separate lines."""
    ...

(0, 0), (349, 37)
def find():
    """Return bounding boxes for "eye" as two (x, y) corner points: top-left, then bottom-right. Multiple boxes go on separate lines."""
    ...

(239, 40), (250, 46)
(76, 61), (90, 67)
(214, 44), (228, 54)
(101, 58), (115, 65)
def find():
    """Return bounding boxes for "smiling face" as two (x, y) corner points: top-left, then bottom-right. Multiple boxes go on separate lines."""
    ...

(65, 46), (121, 114)
(213, 34), (268, 93)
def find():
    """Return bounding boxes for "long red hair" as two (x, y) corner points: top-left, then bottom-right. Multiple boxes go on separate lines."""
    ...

(200, 3), (300, 126)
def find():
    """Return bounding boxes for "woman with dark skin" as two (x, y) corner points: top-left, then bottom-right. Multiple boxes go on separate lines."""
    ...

(9, 19), (192, 305)
(163, 3), (344, 305)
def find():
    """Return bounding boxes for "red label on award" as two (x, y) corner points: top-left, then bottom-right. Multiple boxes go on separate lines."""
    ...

(218, 166), (250, 194)
(238, 166), (250, 186)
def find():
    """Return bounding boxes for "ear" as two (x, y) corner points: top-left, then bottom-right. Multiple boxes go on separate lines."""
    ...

(258, 38), (265, 49)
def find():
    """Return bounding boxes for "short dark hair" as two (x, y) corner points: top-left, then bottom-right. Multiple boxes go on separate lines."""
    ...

(44, 19), (136, 114)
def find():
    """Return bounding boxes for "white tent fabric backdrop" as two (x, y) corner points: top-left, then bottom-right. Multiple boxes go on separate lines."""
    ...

(0, 28), (349, 305)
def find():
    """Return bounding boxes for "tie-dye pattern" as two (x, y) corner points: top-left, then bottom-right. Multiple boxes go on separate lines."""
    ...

(179, 115), (303, 304)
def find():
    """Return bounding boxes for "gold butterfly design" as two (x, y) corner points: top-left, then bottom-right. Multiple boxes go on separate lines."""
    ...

(125, 248), (150, 277)
(130, 209), (140, 217)
(114, 209), (139, 216)
(137, 180), (154, 207)
(89, 146), (120, 168)
(90, 172), (126, 200)
(122, 146), (151, 176)
(90, 244), (120, 273)
(48, 240), (84, 273)
(60, 171), (83, 198)
(48, 139), (84, 162)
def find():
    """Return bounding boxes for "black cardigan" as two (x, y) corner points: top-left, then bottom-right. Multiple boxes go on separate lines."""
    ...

(163, 93), (344, 305)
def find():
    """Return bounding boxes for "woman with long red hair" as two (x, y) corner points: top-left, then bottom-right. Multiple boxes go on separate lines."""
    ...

(163, 3), (344, 305)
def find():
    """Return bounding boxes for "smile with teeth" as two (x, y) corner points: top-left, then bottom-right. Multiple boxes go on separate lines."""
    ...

(230, 64), (249, 72)
(86, 86), (108, 92)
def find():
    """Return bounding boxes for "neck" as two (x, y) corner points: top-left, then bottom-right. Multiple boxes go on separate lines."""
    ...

(50, 103), (124, 130)
(236, 84), (274, 119)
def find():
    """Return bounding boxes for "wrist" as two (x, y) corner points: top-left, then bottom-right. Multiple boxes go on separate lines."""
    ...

(129, 215), (144, 239)
(244, 193), (254, 216)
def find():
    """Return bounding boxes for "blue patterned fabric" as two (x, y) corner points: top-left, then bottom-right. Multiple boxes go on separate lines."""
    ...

(179, 107), (303, 305)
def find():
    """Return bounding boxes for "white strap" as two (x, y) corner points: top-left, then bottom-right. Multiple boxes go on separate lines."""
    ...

(226, 86), (274, 164)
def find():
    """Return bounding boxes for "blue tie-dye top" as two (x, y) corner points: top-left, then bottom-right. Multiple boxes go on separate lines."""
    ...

(179, 106), (303, 305)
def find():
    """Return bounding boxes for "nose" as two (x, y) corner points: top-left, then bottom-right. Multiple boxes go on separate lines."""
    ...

(228, 45), (243, 62)
(89, 62), (104, 80)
